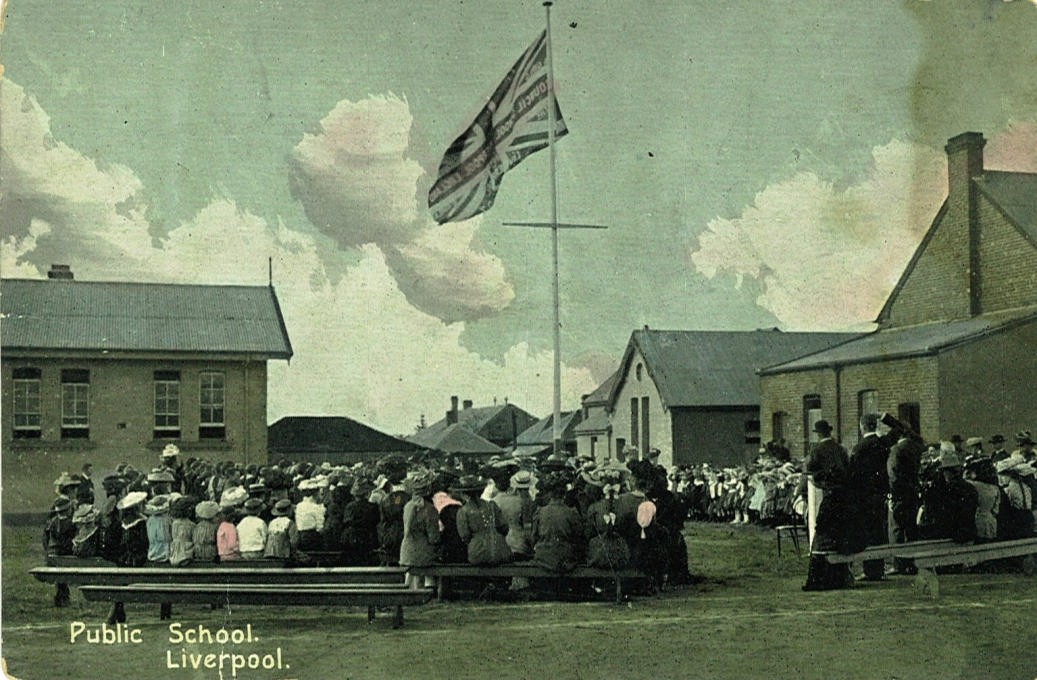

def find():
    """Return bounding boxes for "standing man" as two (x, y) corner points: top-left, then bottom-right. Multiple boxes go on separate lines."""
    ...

(989, 434), (1009, 463)
(887, 428), (924, 575)
(803, 420), (853, 591)
(847, 413), (899, 581)
(159, 444), (185, 494)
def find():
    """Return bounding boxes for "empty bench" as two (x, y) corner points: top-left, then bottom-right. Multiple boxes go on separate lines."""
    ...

(406, 562), (648, 603)
(896, 537), (1037, 597)
(31, 560), (428, 628)
(820, 539), (954, 566)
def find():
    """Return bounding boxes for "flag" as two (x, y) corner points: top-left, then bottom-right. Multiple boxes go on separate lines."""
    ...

(428, 30), (568, 224)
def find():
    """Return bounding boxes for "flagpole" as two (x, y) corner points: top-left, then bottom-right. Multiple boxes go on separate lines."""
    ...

(544, 0), (562, 456)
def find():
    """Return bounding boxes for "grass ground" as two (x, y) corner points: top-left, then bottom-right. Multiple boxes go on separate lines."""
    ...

(2, 520), (1036, 680)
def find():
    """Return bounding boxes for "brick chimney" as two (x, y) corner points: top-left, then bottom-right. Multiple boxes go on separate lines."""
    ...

(446, 395), (459, 425)
(47, 264), (74, 280)
(944, 132), (986, 316)
(462, 399), (473, 410)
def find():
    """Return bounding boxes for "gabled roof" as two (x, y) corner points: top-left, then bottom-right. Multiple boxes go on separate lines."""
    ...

(581, 370), (619, 406)
(267, 416), (420, 454)
(1, 278), (293, 358)
(610, 329), (862, 410)
(976, 171), (1037, 244)
(573, 408), (609, 435)
(515, 410), (582, 445)
(760, 306), (1037, 374)
(877, 170), (1037, 324)
(407, 423), (505, 455)
(421, 402), (536, 439)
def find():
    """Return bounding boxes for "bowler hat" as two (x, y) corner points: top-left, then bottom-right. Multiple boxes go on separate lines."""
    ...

(812, 420), (833, 434)
(989, 434), (1006, 445)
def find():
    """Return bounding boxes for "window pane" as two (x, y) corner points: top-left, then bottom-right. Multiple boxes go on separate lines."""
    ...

(200, 371), (225, 426)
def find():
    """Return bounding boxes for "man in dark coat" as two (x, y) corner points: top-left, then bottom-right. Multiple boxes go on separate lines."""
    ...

(887, 431), (924, 574)
(803, 419), (854, 591)
(847, 413), (899, 580)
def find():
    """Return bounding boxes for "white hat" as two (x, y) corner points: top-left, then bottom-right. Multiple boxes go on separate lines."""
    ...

(219, 486), (248, 508)
(161, 443), (181, 458)
(116, 491), (148, 511)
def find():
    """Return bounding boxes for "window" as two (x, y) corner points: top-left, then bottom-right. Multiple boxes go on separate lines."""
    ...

(858, 389), (879, 428)
(640, 396), (650, 452)
(13, 367), (42, 439)
(199, 371), (225, 439)
(61, 369), (90, 439)
(630, 398), (639, 453)
(745, 419), (761, 445)
(772, 411), (789, 443)
(635, 363), (644, 381)
(803, 394), (822, 448)
(154, 370), (181, 439)
(616, 438), (626, 459)
(898, 402), (921, 435)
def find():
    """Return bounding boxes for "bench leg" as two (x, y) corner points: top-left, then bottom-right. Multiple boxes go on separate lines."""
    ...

(913, 568), (939, 598)
(776, 530), (782, 559)
(392, 606), (404, 629)
(614, 577), (622, 605)
(367, 605), (375, 623)
(790, 529), (801, 557)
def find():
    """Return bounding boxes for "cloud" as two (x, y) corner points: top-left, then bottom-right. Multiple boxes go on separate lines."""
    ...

(0, 80), (593, 433)
(383, 221), (515, 324)
(0, 79), (155, 273)
(986, 119), (1037, 173)
(287, 94), (514, 322)
(690, 138), (948, 330)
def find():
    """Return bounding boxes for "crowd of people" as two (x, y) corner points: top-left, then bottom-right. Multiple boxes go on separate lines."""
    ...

(42, 443), (696, 617)
(40, 422), (1036, 612)
(801, 416), (1037, 591)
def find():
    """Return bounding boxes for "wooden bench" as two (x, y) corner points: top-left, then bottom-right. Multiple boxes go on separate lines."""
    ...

(31, 565), (408, 587)
(78, 583), (433, 628)
(32, 560), (425, 628)
(896, 537), (1037, 597)
(820, 539), (954, 566)
(406, 562), (648, 603)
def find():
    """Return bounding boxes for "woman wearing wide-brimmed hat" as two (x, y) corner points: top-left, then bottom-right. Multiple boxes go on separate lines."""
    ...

(531, 472), (585, 574)
(997, 453), (1035, 539)
(453, 475), (512, 566)
(71, 504), (101, 559)
(264, 499), (298, 560)
(399, 471), (441, 585)
(192, 501), (221, 563)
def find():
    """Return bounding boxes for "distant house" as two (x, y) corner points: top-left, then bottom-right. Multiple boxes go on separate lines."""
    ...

(511, 410), (583, 457)
(418, 396), (538, 450)
(607, 328), (860, 469)
(760, 132), (1037, 457)
(574, 370), (618, 462)
(407, 422), (506, 458)
(1, 268), (293, 511)
(267, 416), (422, 466)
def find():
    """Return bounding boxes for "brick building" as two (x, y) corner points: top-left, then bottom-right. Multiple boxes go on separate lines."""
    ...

(759, 132), (1037, 457)
(1, 271), (293, 511)
(606, 327), (860, 469)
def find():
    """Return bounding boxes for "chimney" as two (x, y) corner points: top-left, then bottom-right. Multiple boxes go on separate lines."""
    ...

(47, 264), (74, 280)
(446, 396), (459, 425)
(945, 132), (985, 198)
(462, 399), (473, 410)
(944, 132), (986, 316)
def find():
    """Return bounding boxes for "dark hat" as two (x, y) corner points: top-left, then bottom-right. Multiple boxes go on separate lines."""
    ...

(271, 499), (293, 517)
(989, 434), (1006, 445)
(1016, 430), (1035, 445)
(451, 475), (486, 495)
(950, 434), (963, 444)
(646, 448), (661, 459)
(51, 497), (73, 514)
(812, 420), (833, 434)
(242, 498), (265, 515)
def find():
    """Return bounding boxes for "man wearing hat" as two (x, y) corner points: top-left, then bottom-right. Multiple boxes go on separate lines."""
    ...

(77, 463), (96, 506)
(1013, 431), (1035, 462)
(989, 435), (1009, 464)
(802, 419), (854, 591)
(919, 445), (978, 544)
(887, 429), (925, 575)
(847, 413), (901, 580)
(159, 443), (185, 493)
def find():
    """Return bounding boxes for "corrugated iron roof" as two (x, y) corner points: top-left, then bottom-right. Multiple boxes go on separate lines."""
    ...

(268, 416), (420, 454)
(976, 171), (1037, 243)
(1, 278), (293, 358)
(421, 402), (537, 440)
(582, 370), (619, 406)
(611, 329), (862, 409)
(407, 423), (505, 455)
(760, 307), (1037, 374)
(515, 410), (582, 445)
(573, 408), (609, 434)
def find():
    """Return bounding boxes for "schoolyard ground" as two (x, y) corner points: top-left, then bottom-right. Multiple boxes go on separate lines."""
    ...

(2, 520), (1035, 680)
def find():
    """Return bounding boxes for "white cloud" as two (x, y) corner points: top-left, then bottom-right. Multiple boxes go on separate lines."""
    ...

(287, 93), (516, 322)
(691, 138), (948, 330)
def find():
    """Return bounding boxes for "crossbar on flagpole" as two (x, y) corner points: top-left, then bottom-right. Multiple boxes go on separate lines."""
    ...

(502, 222), (608, 229)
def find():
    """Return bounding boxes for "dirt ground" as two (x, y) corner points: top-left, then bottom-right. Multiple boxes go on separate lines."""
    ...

(3, 521), (1036, 680)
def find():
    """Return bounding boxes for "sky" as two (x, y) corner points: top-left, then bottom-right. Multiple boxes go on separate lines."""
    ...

(2, 1), (1036, 436)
